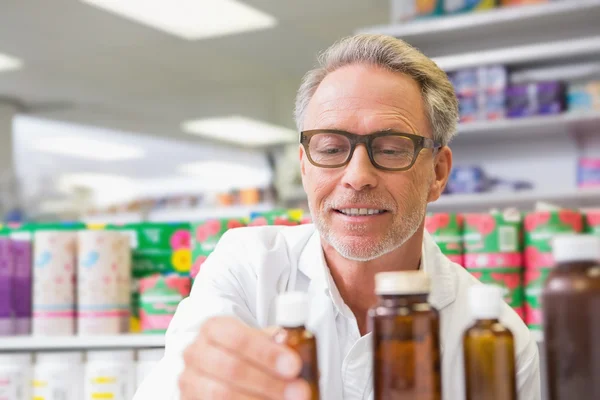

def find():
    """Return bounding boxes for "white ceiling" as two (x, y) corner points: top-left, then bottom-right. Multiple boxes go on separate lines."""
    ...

(0, 0), (389, 145)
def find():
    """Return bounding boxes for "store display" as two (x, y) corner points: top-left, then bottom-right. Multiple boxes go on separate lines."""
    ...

(10, 237), (32, 335)
(578, 158), (600, 188)
(463, 211), (522, 265)
(136, 348), (164, 388)
(370, 271), (442, 399)
(77, 230), (131, 335)
(501, 0), (549, 5)
(85, 350), (136, 400)
(273, 292), (320, 400)
(425, 213), (463, 264)
(33, 352), (84, 400)
(444, 0), (497, 14)
(0, 353), (32, 400)
(542, 234), (600, 398)
(32, 231), (77, 336)
(0, 238), (13, 336)
(464, 284), (517, 400)
(524, 267), (550, 330)
(390, 0), (444, 22)
(191, 218), (245, 279)
(568, 80), (600, 112)
(585, 209), (600, 234)
(139, 275), (191, 334)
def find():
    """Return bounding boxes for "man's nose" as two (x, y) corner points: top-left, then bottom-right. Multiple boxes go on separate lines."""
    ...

(340, 145), (378, 191)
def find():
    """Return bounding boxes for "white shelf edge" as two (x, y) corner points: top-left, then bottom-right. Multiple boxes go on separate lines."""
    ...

(454, 111), (600, 138)
(430, 188), (600, 211)
(434, 35), (600, 71)
(359, 0), (600, 39)
(0, 334), (165, 352)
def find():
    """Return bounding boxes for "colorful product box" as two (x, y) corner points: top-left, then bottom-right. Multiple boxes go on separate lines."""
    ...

(425, 213), (463, 264)
(391, 0), (444, 22)
(524, 210), (583, 269)
(444, 0), (497, 14)
(248, 209), (303, 227)
(585, 210), (600, 235)
(568, 81), (600, 112)
(463, 212), (522, 268)
(577, 158), (600, 188)
(139, 275), (191, 334)
(501, 0), (549, 5)
(524, 268), (551, 330)
(191, 218), (246, 279)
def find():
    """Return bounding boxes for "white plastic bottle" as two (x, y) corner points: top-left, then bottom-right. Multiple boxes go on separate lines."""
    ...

(136, 349), (164, 389)
(85, 350), (135, 400)
(33, 351), (83, 400)
(0, 353), (32, 400)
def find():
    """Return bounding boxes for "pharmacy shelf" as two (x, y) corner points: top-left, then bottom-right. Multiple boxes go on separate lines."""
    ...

(147, 203), (276, 222)
(434, 35), (600, 72)
(452, 111), (600, 144)
(0, 334), (165, 352)
(429, 188), (600, 213)
(360, 1), (600, 57)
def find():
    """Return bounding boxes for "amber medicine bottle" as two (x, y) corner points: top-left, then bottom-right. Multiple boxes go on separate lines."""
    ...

(463, 284), (517, 400)
(272, 292), (320, 400)
(370, 270), (442, 400)
(543, 234), (600, 400)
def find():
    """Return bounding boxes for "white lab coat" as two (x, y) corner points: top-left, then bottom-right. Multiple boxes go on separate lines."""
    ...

(134, 224), (540, 399)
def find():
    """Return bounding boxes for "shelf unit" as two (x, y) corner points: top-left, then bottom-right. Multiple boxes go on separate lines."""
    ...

(0, 334), (165, 352)
(147, 202), (275, 222)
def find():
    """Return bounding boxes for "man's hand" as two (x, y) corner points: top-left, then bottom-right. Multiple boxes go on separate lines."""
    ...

(179, 316), (312, 400)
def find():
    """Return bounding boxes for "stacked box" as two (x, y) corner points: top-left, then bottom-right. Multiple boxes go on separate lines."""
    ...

(463, 211), (524, 320)
(191, 219), (246, 279)
(523, 210), (583, 330)
(248, 209), (303, 227)
(139, 274), (191, 334)
(104, 222), (192, 332)
(425, 213), (463, 265)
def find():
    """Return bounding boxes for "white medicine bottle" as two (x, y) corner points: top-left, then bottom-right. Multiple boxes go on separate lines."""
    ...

(85, 350), (135, 400)
(33, 351), (83, 400)
(0, 353), (32, 400)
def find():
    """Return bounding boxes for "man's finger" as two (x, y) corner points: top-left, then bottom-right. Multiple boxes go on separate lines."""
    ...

(200, 317), (301, 379)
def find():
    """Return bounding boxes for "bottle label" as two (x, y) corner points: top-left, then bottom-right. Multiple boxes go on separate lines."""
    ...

(85, 368), (131, 400)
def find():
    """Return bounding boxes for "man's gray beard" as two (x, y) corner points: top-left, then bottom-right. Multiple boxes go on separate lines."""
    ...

(310, 191), (429, 262)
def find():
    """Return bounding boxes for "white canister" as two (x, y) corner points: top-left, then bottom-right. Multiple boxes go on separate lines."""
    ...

(33, 351), (83, 400)
(85, 350), (135, 400)
(77, 231), (131, 335)
(136, 348), (164, 389)
(32, 231), (77, 336)
(0, 353), (32, 400)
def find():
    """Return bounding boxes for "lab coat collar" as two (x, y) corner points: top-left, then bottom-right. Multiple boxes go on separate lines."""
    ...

(297, 227), (457, 311)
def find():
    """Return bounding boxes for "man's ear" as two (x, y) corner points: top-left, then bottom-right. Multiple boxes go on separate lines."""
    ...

(428, 146), (452, 203)
(299, 144), (306, 177)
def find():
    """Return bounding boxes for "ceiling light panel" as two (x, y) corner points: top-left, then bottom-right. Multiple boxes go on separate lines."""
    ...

(80, 0), (277, 40)
(0, 52), (23, 72)
(31, 136), (145, 161)
(182, 116), (296, 146)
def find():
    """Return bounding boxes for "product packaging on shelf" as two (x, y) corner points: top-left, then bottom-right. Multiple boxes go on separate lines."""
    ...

(568, 80), (600, 112)
(500, 0), (550, 5)
(139, 274), (191, 334)
(450, 66), (507, 123)
(85, 350), (135, 400)
(578, 158), (600, 188)
(105, 222), (191, 332)
(0, 237), (13, 336)
(585, 209), (600, 235)
(463, 211), (524, 318)
(425, 213), (463, 265)
(248, 209), (304, 227)
(390, 0), (444, 22)
(32, 231), (78, 336)
(444, 0), (497, 15)
(77, 230), (131, 335)
(191, 218), (246, 279)
(0, 353), (32, 400)
(523, 267), (550, 330)
(10, 237), (32, 335)
(524, 209), (583, 269)
(506, 81), (565, 118)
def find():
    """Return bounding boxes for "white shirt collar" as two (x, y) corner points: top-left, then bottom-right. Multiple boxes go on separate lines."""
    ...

(298, 228), (457, 312)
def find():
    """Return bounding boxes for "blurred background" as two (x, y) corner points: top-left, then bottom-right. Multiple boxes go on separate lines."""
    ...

(0, 1), (599, 399)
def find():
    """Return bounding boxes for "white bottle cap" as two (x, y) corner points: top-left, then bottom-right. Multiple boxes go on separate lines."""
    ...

(276, 292), (309, 327)
(552, 234), (600, 264)
(468, 284), (504, 319)
(36, 351), (83, 365)
(137, 349), (164, 363)
(87, 350), (134, 364)
(375, 271), (431, 295)
(0, 353), (32, 365)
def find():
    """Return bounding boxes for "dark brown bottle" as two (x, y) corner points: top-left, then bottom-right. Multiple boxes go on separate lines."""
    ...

(370, 271), (442, 400)
(272, 292), (320, 400)
(543, 234), (600, 400)
(463, 284), (517, 400)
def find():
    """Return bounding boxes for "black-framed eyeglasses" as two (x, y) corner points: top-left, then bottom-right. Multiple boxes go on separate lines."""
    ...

(300, 129), (442, 172)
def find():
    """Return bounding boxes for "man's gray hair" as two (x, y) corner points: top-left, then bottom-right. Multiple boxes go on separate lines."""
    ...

(294, 34), (459, 146)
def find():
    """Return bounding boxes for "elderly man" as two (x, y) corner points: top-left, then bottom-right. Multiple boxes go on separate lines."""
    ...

(134, 34), (540, 400)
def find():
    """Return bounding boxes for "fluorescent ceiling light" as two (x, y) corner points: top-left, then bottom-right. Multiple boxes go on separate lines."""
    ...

(182, 116), (296, 146)
(31, 136), (145, 161)
(0, 52), (23, 72)
(177, 160), (272, 190)
(80, 0), (277, 40)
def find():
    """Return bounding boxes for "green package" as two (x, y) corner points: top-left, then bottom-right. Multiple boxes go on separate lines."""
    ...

(463, 211), (522, 254)
(524, 268), (552, 330)
(425, 213), (463, 256)
(466, 268), (524, 309)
